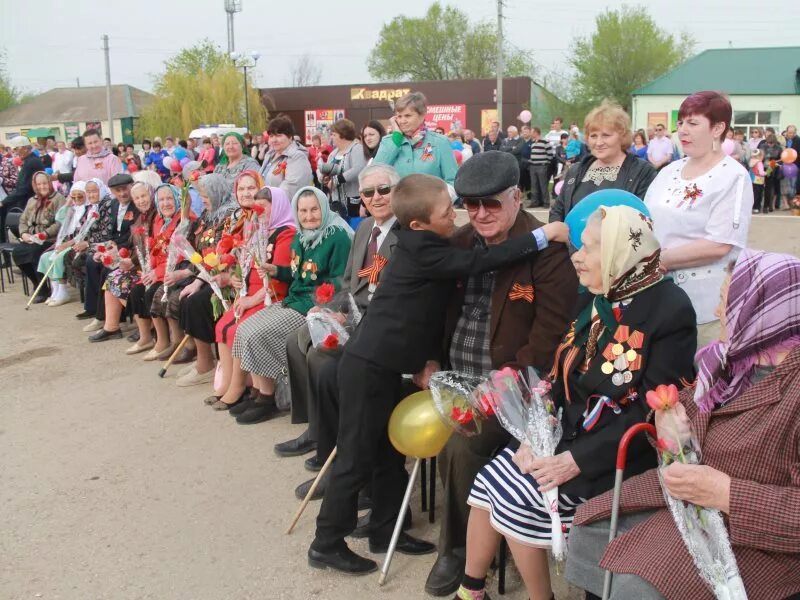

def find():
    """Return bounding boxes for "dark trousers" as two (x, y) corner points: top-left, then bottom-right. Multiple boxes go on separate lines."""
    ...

(529, 164), (550, 207)
(313, 353), (406, 551)
(437, 417), (510, 555)
(84, 255), (104, 316)
(753, 183), (764, 212)
(764, 173), (782, 210)
(518, 162), (531, 197)
(314, 351), (343, 461)
(0, 199), (24, 243)
(287, 324), (340, 431)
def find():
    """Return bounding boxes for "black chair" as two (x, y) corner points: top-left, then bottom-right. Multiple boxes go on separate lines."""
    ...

(0, 208), (25, 294)
(419, 456), (437, 523)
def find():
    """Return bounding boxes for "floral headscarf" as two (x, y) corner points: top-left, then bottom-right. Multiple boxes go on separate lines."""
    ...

(217, 132), (247, 166)
(291, 186), (353, 250)
(31, 170), (56, 210)
(198, 173), (235, 225)
(230, 169), (265, 236)
(694, 249), (800, 412)
(154, 183), (182, 233)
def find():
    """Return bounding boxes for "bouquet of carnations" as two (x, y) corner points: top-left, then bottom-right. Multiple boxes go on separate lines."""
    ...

(648, 384), (747, 600)
(305, 282), (362, 351)
(31, 231), (49, 245)
(94, 243), (131, 270)
(54, 207), (100, 253)
(475, 366), (566, 560)
(168, 232), (234, 315)
(428, 371), (491, 437)
(248, 204), (277, 306)
(131, 225), (152, 279)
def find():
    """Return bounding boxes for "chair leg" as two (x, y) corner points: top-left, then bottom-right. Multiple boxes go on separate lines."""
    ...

(498, 538), (507, 595)
(0, 263), (5, 293)
(420, 458), (428, 512)
(429, 455), (436, 523)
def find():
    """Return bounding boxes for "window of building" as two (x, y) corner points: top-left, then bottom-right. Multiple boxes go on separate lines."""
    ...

(733, 110), (781, 138)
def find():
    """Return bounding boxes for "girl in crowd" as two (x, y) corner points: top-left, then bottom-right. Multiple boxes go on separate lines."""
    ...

(645, 91), (753, 346)
(456, 205), (697, 600)
(229, 187), (352, 424)
(37, 181), (91, 307)
(213, 132), (260, 183)
(204, 171), (292, 408)
(259, 115), (314, 200)
(13, 171), (66, 302)
(360, 120), (386, 162)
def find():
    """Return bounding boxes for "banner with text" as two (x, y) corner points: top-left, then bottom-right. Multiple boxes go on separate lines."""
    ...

(304, 109), (345, 145)
(424, 104), (466, 133)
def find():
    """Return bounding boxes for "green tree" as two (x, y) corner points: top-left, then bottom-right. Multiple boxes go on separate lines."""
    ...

(139, 40), (266, 139)
(569, 5), (694, 111)
(0, 50), (26, 112)
(367, 3), (534, 81)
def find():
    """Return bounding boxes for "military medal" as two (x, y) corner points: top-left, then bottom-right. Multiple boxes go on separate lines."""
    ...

(601, 325), (645, 386)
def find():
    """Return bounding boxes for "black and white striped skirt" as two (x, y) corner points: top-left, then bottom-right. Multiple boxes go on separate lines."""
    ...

(467, 447), (586, 547)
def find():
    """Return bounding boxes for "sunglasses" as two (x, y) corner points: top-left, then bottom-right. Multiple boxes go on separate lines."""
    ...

(463, 196), (504, 212)
(361, 185), (393, 199)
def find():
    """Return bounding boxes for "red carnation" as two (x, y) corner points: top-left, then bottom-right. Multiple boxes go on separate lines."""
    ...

(321, 334), (339, 349)
(96, 244), (106, 253)
(220, 253), (237, 267)
(251, 204), (265, 216)
(118, 248), (130, 259)
(133, 226), (147, 236)
(36, 232), (47, 241)
(451, 406), (474, 425)
(217, 236), (234, 254)
(101, 254), (113, 267)
(315, 282), (336, 305)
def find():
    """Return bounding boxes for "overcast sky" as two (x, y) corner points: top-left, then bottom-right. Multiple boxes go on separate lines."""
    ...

(2, 0), (797, 95)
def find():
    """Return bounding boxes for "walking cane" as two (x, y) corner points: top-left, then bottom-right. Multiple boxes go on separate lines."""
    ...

(378, 456), (421, 586)
(602, 422), (656, 600)
(24, 248), (66, 310)
(158, 334), (191, 378)
(286, 446), (337, 534)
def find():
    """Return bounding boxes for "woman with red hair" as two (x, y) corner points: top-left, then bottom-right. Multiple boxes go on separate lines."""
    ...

(645, 91), (754, 346)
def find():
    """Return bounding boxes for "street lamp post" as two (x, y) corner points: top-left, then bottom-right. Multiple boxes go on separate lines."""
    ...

(230, 50), (261, 132)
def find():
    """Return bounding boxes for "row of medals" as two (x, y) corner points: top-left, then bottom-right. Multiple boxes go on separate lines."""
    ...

(601, 343), (638, 386)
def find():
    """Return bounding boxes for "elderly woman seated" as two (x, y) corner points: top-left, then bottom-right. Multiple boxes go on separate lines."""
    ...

(454, 205), (698, 600)
(565, 249), (800, 600)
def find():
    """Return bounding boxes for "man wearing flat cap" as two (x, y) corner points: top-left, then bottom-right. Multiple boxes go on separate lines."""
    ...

(0, 136), (44, 242)
(420, 151), (579, 596)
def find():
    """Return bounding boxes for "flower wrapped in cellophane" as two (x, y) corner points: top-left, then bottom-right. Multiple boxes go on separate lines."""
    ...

(305, 282), (361, 351)
(648, 385), (747, 599)
(428, 371), (491, 437)
(169, 232), (233, 315)
(249, 208), (276, 306)
(476, 366), (566, 560)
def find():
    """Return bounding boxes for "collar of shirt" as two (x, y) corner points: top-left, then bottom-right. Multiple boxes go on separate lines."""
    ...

(374, 216), (397, 249)
(116, 201), (130, 228)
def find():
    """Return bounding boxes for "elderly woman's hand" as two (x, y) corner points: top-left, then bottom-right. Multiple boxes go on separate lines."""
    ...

(230, 274), (243, 290)
(521, 451), (581, 493)
(655, 401), (692, 448)
(662, 463), (731, 514)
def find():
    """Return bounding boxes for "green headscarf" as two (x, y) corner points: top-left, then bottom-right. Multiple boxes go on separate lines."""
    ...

(291, 186), (353, 250)
(217, 132), (246, 166)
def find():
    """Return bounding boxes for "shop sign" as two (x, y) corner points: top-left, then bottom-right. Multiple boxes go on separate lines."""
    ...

(350, 87), (411, 102)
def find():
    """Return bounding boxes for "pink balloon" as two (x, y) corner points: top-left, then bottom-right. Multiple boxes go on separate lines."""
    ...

(518, 110), (532, 123)
(721, 139), (735, 156)
(180, 157), (190, 167)
(554, 180), (564, 196)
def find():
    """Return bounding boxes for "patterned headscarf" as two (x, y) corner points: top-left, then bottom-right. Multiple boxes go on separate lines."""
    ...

(217, 132), (246, 166)
(131, 181), (157, 232)
(291, 186), (353, 250)
(694, 249), (800, 412)
(198, 173), (235, 225)
(154, 183), (182, 232)
(31, 171), (56, 210)
(230, 169), (264, 237)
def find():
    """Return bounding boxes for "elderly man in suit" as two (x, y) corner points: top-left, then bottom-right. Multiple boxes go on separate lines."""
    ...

(423, 152), (579, 596)
(274, 164), (401, 480)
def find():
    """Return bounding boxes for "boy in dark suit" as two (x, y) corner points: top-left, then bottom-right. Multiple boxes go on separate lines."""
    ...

(309, 155), (569, 574)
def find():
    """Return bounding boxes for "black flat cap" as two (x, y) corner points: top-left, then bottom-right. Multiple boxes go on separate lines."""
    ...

(454, 150), (519, 198)
(108, 173), (134, 188)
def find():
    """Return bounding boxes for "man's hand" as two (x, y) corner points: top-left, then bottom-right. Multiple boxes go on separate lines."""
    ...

(412, 360), (441, 390)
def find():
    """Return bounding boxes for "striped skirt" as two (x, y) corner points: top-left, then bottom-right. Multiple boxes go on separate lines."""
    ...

(468, 447), (585, 547)
(233, 304), (306, 379)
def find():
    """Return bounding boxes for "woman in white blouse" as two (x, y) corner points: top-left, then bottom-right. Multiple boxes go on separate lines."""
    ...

(645, 91), (754, 345)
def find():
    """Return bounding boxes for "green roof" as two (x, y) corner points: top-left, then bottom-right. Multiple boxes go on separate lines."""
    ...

(634, 47), (800, 95)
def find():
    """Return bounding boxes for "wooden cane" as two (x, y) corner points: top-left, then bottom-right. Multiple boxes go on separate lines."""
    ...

(286, 446), (338, 535)
(25, 257), (58, 310)
(158, 334), (191, 378)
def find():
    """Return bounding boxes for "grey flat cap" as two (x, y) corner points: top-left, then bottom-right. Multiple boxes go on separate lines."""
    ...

(454, 150), (519, 198)
(108, 173), (134, 188)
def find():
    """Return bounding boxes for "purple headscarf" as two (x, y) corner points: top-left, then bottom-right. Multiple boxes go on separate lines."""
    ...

(694, 249), (800, 412)
(265, 186), (295, 231)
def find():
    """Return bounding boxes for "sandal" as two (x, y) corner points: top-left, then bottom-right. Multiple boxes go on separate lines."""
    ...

(203, 395), (222, 406)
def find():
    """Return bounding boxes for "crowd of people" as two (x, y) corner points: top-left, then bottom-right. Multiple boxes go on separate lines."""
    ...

(1, 89), (799, 600)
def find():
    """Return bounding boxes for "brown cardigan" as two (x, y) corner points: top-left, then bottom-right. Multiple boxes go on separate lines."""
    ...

(443, 208), (578, 373)
(18, 192), (66, 241)
(574, 347), (800, 600)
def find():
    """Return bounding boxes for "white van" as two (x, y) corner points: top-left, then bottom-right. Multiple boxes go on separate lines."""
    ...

(187, 125), (248, 140)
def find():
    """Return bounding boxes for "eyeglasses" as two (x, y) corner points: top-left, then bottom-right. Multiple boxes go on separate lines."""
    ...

(463, 196), (504, 212)
(361, 185), (393, 198)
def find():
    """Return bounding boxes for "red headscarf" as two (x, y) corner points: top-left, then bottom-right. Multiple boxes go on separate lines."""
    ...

(229, 169), (265, 236)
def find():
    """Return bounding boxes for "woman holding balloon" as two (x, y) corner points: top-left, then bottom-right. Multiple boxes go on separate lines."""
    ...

(549, 102), (656, 224)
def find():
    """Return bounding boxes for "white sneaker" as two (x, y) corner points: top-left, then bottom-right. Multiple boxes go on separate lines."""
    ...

(82, 318), (104, 332)
(176, 367), (215, 387)
(50, 283), (72, 306)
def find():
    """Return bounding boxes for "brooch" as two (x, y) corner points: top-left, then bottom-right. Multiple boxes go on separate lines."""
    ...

(676, 183), (703, 208)
(420, 143), (434, 162)
(272, 161), (287, 176)
(508, 283), (534, 303)
(600, 326), (644, 386)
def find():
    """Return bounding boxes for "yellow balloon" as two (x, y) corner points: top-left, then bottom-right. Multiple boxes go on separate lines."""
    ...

(388, 390), (453, 459)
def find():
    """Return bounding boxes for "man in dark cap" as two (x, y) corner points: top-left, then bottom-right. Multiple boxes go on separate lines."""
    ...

(423, 151), (578, 596)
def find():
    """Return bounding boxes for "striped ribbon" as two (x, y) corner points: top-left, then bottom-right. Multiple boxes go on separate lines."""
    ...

(357, 254), (388, 285)
(508, 283), (535, 303)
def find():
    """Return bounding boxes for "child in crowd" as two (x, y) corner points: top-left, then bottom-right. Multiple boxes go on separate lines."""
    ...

(749, 148), (766, 214)
(566, 130), (583, 161)
(310, 153), (569, 574)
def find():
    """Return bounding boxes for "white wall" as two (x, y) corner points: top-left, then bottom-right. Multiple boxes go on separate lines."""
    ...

(632, 94), (800, 132)
(1, 119), (126, 145)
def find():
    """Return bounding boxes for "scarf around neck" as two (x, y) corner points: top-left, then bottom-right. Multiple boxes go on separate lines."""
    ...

(291, 186), (353, 250)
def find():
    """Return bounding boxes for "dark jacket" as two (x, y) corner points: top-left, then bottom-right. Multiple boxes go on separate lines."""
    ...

(443, 209), (578, 372)
(342, 217), (400, 313)
(500, 136), (525, 164)
(346, 227), (543, 375)
(553, 279), (697, 498)
(3, 153), (44, 210)
(483, 136), (503, 152)
(107, 199), (139, 247)
(548, 152), (657, 223)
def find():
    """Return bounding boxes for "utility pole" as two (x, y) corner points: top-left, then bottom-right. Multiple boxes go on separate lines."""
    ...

(496, 0), (504, 127)
(76, 77), (80, 88)
(102, 34), (114, 143)
(225, 0), (243, 54)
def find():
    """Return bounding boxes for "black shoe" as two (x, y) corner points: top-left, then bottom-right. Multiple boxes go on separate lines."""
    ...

(32, 295), (48, 304)
(75, 310), (94, 320)
(357, 488), (372, 511)
(229, 389), (258, 416)
(307, 545), (377, 575)
(89, 328), (122, 343)
(127, 331), (140, 343)
(274, 429), (317, 457)
(235, 394), (278, 424)
(351, 510), (411, 539)
(294, 472), (329, 501)
(305, 455), (324, 472)
(425, 553), (466, 596)
(369, 532), (435, 556)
